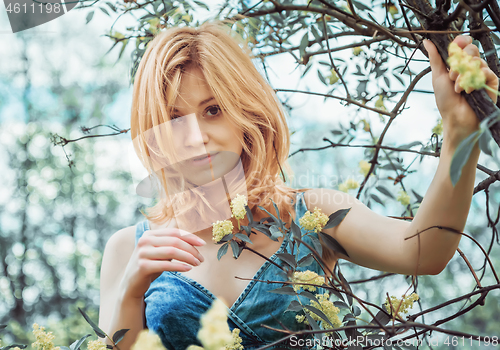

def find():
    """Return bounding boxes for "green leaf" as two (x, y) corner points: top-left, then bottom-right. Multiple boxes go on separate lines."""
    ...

(298, 253), (314, 267)
(411, 190), (423, 204)
(345, 322), (363, 350)
(140, 12), (158, 20)
(370, 193), (384, 206)
(338, 270), (353, 306)
(303, 305), (335, 328)
(117, 39), (129, 62)
(304, 311), (321, 330)
(291, 219), (302, 240)
(254, 224), (272, 240)
(317, 70), (327, 85)
(330, 287), (345, 302)
(217, 242), (228, 260)
(310, 24), (322, 42)
(112, 329), (129, 345)
(299, 291), (319, 303)
(276, 253), (296, 267)
(270, 225), (283, 239)
(100, 7), (110, 16)
(105, 2), (117, 12)
(86, 11), (94, 24)
(270, 198), (282, 230)
(286, 300), (303, 312)
(352, 305), (361, 316)
(450, 130), (481, 186)
(299, 32), (309, 55)
(78, 308), (106, 338)
(229, 240), (240, 259)
(319, 232), (349, 257)
(324, 208), (351, 229)
(353, 64), (364, 76)
(369, 310), (391, 326)
(383, 76), (391, 88)
(333, 301), (350, 309)
(242, 225), (251, 235)
(70, 334), (91, 350)
(375, 67), (388, 79)
(219, 234), (232, 243)
(376, 186), (394, 199)
(269, 286), (296, 295)
(257, 206), (279, 225)
(478, 130), (492, 156)
(105, 40), (119, 56)
(392, 72), (405, 85)
(351, 0), (373, 11)
(356, 80), (368, 96)
(234, 233), (252, 244)
(398, 141), (423, 150)
(245, 205), (253, 223)
(343, 313), (356, 322)
(309, 235), (323, 257)
(193, 0), (210, 11)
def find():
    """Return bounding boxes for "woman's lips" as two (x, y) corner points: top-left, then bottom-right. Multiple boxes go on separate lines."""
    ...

(190, 152), (218, 166)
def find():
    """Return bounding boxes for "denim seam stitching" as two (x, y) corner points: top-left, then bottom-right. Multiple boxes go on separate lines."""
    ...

(230, 231), (291, 311)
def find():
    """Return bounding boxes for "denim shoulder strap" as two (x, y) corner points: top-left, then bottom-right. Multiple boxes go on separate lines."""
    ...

(135, 220), (149, 246)
(294, 191), (309, 220)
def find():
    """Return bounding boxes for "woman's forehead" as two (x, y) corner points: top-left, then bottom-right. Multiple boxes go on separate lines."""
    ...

(173, 67), (214, 111)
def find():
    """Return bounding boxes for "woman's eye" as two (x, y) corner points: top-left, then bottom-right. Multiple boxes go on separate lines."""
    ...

(205, 105), (221, 118)
(171, 115), (182, 123)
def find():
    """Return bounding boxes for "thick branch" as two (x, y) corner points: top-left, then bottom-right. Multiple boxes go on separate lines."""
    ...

(473, 169), (500, 193)
(467, 0), (500, 109)
(230, 3), (416, 47)
(403, 0), (500, 147)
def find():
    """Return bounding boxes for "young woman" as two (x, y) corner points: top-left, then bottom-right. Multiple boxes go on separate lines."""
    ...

(98, 23), (498, 350)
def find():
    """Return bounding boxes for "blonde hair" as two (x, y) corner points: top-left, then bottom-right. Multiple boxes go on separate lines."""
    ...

(131, 23), (303, 228)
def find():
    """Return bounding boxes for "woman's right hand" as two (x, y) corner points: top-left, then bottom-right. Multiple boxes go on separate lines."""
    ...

(120, 221), (206, 300)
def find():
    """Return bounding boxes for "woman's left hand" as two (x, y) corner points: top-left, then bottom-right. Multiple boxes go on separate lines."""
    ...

(424, 36), (499, 145)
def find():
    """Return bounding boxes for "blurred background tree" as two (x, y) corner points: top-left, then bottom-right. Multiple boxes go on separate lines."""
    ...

(0, 17), (143, 346)
(1, 0), (499, 349)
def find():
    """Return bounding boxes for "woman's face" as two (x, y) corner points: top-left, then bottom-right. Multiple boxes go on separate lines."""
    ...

(169, 65), (244, 187)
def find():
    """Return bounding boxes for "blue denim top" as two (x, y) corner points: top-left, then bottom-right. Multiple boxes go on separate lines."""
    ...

(135, 191), (323, 349)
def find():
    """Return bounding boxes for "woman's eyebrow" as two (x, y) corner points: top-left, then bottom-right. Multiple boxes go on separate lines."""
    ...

(198, 96), (215, 107)
(170, 97), (215, 113)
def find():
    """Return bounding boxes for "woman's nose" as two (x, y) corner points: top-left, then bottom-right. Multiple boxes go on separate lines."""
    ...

(181, 113), (207, 150)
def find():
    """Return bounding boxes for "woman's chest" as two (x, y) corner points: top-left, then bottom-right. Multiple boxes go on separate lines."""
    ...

(179, 239), (284, 307)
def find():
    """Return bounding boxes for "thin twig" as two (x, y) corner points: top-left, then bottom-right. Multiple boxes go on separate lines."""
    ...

(321, 15), (350, 98)
(457, 248), (483, 289)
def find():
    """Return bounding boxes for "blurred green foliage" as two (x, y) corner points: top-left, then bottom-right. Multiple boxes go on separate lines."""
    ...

(1, 0), (500, 349)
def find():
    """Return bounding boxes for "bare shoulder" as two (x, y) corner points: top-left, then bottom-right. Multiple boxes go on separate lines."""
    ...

(302, 188), (364, 213)
(99, 225), (138, 331)
(101, 225), (137, 283)
(104, 225), (137, 262)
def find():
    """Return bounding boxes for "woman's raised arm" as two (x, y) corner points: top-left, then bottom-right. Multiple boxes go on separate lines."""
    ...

(305, 35), (498, 276)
